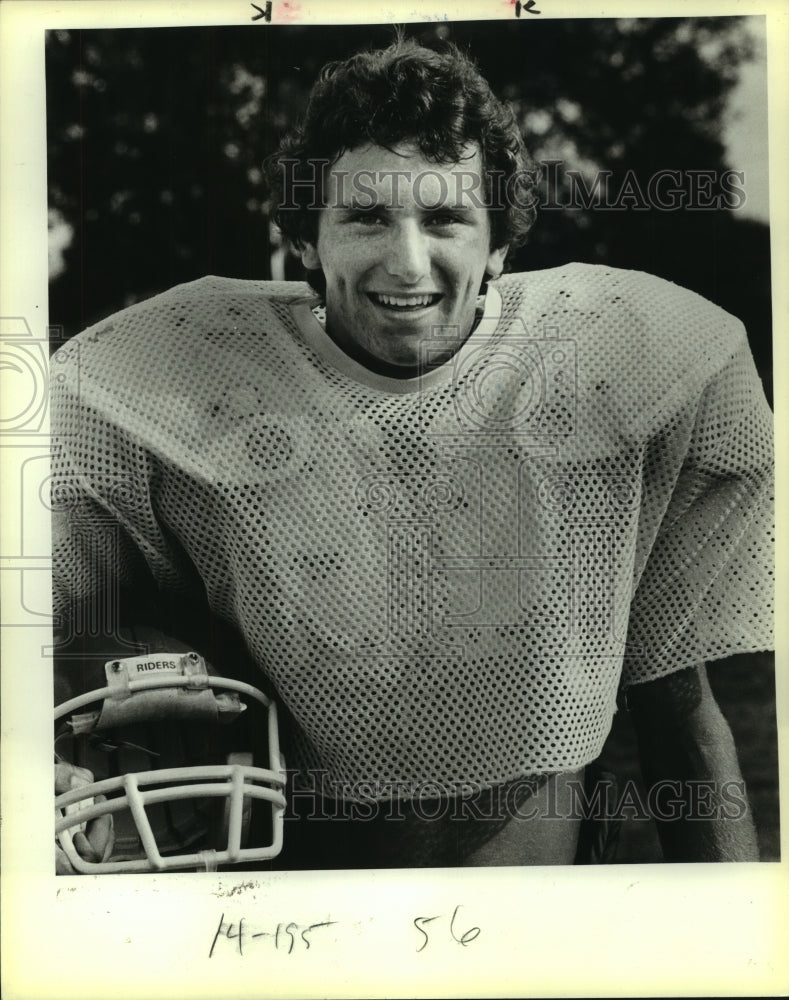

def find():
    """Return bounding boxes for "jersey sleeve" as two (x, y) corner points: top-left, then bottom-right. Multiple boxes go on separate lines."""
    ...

(622, 335), (774, 686)
(48, 276), (301, 649)
(51, 378), (154, 639)
(50, 331), (192, 642)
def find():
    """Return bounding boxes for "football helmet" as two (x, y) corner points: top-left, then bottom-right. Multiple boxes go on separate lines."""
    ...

(55, 639), (286, 874)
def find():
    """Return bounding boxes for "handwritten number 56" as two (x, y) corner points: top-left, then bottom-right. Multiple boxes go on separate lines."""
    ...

(414, 905), (481, 952)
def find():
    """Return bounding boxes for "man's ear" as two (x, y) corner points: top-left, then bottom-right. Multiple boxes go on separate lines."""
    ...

(301, 242), (321, 269)
(486, 244), (508, 279)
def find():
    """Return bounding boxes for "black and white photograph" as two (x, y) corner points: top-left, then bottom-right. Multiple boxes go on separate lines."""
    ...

(1, 1), (786, 997)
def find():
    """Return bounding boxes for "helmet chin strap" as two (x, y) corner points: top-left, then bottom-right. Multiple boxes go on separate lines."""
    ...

(198, 849), (219, 872)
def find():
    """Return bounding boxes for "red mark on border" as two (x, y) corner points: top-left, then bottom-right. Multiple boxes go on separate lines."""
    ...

(277, 1), (302, 23)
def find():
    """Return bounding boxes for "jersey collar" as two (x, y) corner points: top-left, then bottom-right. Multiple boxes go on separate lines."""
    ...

(289, 283), (503, 394)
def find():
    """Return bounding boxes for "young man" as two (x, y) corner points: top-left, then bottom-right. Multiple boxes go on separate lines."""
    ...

(52, 39), (774, 869)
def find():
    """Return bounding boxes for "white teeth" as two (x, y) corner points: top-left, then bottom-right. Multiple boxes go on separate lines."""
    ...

(374, 293), (437, 308)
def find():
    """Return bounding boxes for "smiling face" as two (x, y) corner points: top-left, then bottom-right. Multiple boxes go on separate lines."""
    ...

(300, 143), (508, 376)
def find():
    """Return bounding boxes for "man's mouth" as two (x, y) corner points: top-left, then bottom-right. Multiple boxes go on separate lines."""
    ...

(368, 292), (442, 311)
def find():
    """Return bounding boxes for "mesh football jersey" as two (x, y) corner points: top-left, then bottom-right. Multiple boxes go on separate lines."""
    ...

(50, 264), (774, 800)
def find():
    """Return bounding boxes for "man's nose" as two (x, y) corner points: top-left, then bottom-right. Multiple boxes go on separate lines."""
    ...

(384, 220), (430, 282)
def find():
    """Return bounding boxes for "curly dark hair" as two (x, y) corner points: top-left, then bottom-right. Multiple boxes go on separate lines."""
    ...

(265, 38), (538, 289)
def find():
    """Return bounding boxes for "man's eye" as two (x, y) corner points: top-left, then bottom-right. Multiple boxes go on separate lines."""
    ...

(426, 212), (461, 227)
(348, 211), (384, 225)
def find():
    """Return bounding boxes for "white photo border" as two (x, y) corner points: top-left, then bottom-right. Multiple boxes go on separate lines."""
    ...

(1, 1), (787, 997)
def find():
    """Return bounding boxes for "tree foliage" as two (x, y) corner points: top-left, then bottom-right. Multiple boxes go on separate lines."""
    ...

(46, 17), (771, 393)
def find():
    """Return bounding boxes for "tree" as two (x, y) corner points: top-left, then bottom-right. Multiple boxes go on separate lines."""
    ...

(46, 17), (771, 396)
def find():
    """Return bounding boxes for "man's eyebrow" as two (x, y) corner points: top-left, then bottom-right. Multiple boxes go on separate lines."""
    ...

(332, 200), (477, 213)
(422, 204), (476, 215)
(334, 198), (385, 211)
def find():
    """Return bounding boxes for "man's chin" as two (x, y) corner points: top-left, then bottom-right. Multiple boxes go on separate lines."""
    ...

(372, 325), (472, 372)
(377, 351), (424, 373)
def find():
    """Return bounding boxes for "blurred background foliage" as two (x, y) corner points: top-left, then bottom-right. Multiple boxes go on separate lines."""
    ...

(46, 17), (772, 398)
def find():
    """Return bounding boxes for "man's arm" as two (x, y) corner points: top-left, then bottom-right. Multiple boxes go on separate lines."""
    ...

(627, 663), (758, 862)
